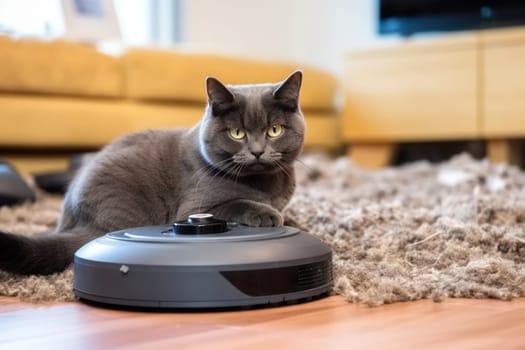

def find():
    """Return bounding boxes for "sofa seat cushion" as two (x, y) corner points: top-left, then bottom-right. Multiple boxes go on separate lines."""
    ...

(123, 49), (337, 111)
(0, 37), (123, 97)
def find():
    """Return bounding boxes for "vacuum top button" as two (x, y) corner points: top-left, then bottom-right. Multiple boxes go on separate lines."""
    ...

(174, 213), (227, 234)
(188, 213), (214, 224)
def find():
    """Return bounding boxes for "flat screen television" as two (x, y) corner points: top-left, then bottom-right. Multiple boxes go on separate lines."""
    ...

(379, 0), (525, 36)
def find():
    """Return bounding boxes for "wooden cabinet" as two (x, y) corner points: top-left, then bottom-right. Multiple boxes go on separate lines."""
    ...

(342, 29), (525, 168)
(481, 29), (525, 165)
(482, 30), (525, 137)
(343, 35), (478, 142)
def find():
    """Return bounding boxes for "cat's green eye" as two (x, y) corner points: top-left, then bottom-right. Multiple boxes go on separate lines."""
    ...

(267, 124), (283, 138)
(229, 128), (246, 140)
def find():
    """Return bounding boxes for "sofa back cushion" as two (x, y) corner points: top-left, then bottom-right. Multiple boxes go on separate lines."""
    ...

(123, 49), (336, 111)
(0, 37), (123, 97)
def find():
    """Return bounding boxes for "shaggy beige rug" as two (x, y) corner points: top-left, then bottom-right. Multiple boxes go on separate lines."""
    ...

(1, 154), (525, 306)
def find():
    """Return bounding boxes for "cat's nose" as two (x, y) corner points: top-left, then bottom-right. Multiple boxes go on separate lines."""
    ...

(251, 151), (263, 159)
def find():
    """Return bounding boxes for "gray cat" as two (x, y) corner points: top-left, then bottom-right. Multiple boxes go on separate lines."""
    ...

(0, 71), (305, 276)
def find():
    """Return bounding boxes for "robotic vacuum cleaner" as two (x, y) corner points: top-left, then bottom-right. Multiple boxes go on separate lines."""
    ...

(74, 214), (333, 309)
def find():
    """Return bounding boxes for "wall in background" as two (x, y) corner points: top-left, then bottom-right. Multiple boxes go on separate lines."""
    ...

(113, 0), (152, 46)
(0, 0), (405, 74)
(0, 0), (64, 37)
(184, 0), (403, 74)
(0, 0), (160, 47)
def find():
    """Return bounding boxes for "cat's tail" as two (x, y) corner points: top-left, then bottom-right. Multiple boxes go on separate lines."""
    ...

(0, 230), (94, 276)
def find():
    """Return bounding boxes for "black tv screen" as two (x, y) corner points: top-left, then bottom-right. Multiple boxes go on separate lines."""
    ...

(379, 0), (525, 36)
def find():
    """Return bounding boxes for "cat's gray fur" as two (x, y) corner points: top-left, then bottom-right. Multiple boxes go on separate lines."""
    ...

(0, 71), (305, 275)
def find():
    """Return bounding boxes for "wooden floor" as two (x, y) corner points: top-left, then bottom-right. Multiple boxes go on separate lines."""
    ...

(1, 295), (525, 349)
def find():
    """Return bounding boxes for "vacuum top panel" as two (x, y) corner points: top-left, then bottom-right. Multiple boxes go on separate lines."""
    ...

(108, 222), (298, 243)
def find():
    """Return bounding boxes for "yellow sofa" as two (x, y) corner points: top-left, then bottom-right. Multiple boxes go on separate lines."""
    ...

(0, 37), (340, 173)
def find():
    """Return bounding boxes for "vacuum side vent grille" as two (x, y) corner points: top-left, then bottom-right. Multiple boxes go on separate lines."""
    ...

(297, 260), (333, 289)
(220, 257), (333, 297)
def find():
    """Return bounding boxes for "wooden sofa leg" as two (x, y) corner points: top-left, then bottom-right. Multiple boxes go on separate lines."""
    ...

(347, 143), (397, 169)
(487, 139), (524, 166)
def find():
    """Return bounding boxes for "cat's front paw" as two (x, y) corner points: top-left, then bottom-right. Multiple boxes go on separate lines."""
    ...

(213, 200), (284, 227)
(231, 207), (283, 227)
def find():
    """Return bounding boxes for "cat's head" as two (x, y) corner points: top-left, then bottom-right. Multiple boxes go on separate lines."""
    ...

(198, 71), (305, 175)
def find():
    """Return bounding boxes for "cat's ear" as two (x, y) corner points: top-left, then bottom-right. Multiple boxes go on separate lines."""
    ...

(206, 76), (234, 115)
(273, 70), (302, 111)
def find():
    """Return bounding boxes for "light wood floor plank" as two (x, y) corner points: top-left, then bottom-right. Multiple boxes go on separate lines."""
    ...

(1, 296), (525, 349)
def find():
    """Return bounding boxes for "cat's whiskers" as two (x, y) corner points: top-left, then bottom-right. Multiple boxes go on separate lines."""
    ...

(190, 158), (234, 193)
(231, 162), (245, 184)
(220, 161), (241, 182)
(273, 159), (293, 180)
(190, 158), (232, 182)
(192, 157), (234, 212)
(294, 158), (316, 173)
(196, 159), (245, 212)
